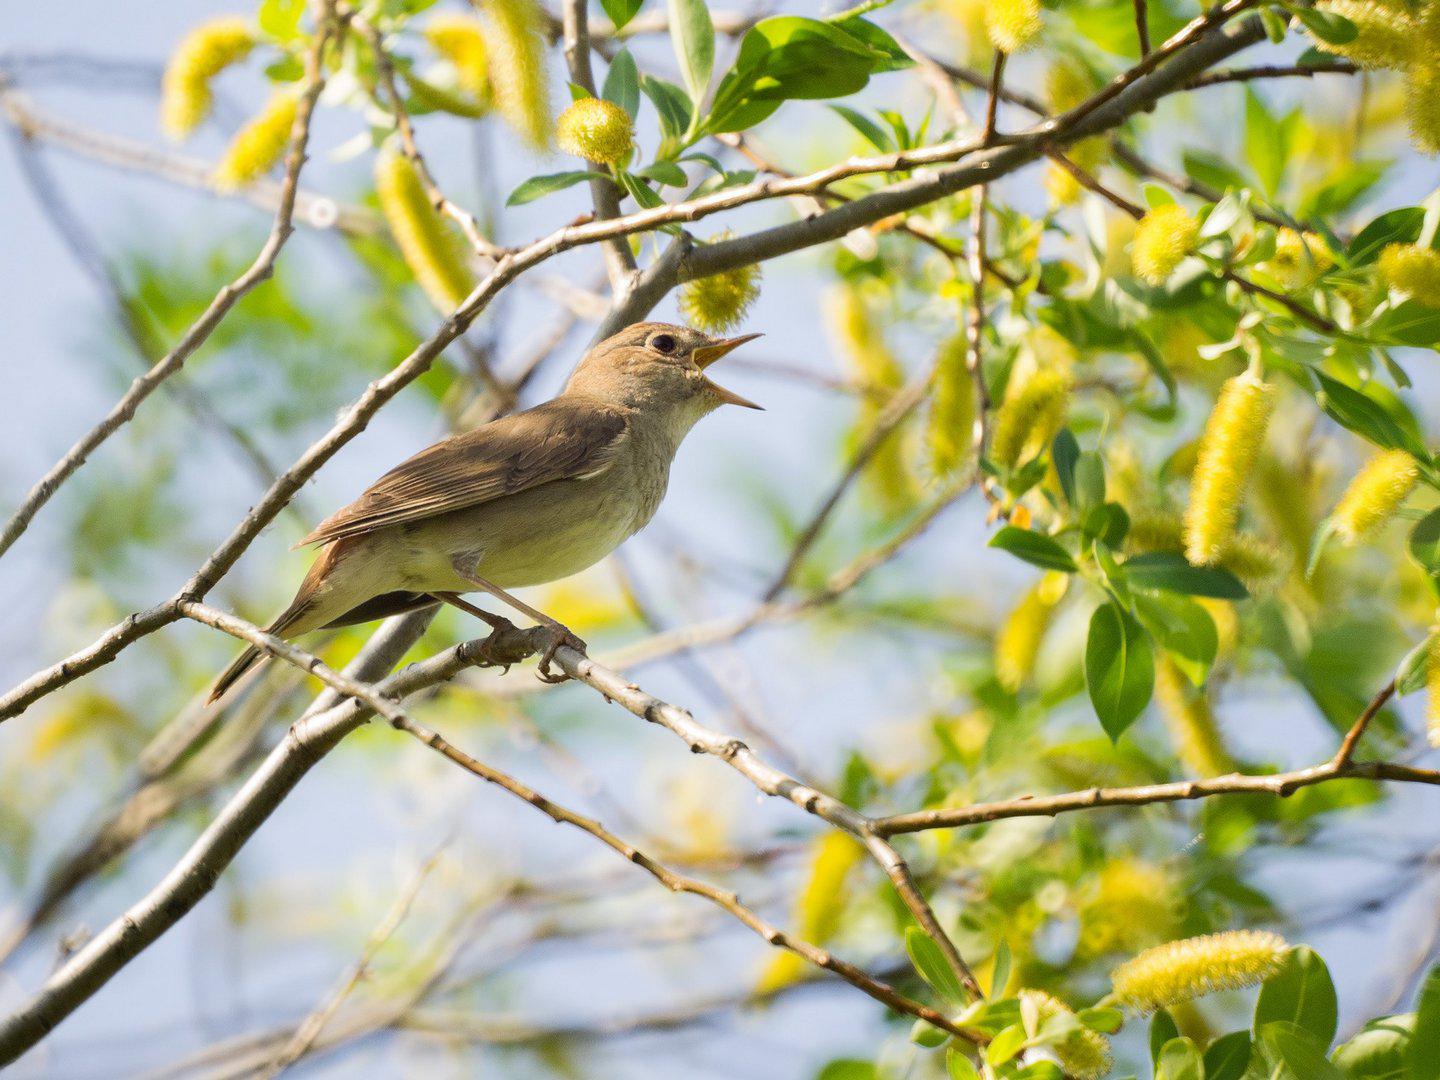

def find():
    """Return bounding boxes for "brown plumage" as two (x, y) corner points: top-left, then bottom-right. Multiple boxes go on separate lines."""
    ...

(208, 322), (760, 703)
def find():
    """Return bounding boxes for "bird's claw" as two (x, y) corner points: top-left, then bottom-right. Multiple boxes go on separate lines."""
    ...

(535, 623), (586, 683)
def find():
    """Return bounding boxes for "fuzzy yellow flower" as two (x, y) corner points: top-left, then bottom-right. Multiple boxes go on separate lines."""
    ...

(1046, 60), (1093, 114)
(1183, 372), (1276, 566)
(996, 572), (1067, 692)
(426, 14), (491, 103)
(1379, 243), (1440, 307)
(1078, 859), (1182, 959)
(160, 17), (255, 139)
(1046, 162), (1083, 206)
(374, 147), (476, 314)
(556, 97), (634, 165)
(1428, 635), (1440, 749)
(1154, 658), (1235, 777)
(1019, 990), (1112, 1080)
(481, 0), (551, 150)
(1405, 65), (1440, 155)
(1263, 228), (1334, 288)
(927, 334), (976, 477)
(991, 368), (1072, 471)
(757, 832), (865, 993)
(212, 91), (297, 191)
(1133, 204), (1201, 285)
(985, 0), (1043, 53)
(1314, 0), (1418, 68)
(1111, 930), (1289, 1013)
(1129, 510), (1284, 589)
(1332, 449), (1421, 544)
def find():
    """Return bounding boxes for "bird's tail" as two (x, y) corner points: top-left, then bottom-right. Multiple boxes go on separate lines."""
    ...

(206, 602), (311, 706)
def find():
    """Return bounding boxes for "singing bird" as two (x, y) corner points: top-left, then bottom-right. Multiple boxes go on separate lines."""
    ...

(209, 323), (761, 702)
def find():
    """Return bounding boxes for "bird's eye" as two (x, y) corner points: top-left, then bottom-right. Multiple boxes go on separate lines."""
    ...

(649, 333), (678, 355)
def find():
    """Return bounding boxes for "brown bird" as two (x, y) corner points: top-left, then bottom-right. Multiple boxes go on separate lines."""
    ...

(209, 323), (761, 703)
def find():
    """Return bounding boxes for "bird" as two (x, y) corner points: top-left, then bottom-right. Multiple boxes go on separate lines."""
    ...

(208, 322), (762, 703)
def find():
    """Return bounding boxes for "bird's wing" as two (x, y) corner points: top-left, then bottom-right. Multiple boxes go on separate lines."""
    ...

(297, 398), (631, 547)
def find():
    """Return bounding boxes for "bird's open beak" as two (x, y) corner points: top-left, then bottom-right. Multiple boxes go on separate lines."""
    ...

(693, 332), (763, 410)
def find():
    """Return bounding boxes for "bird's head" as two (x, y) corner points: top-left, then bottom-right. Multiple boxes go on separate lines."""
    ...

(564, 323), (763, 422)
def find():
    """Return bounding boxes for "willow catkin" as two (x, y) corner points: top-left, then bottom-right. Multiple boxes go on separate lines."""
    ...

(1331, 449), (1420, 544)
(555, 97), (634, 165)
(1314, 0), (1418, 68)
(1077, 859), (1181, 959)
(679, 261), (762, 333)
(756, 832), (865, 993)
(1154, 658), (1235, 778)
(1128, 510), (1285, 590)
(1263, 228), (1334, 288)
(374, 147), (476, 313)
(990, 368), (1072, 471)
(984, 0), (1043, 53)
(481, 0), (550, 150)
(160, 17), (255, 139)
(927, 334), (976, 477)
(1379, 243), (1440, 307)
(1405, 65), (1440, 155)
(425, 14), (491, 102)
(995, 573), (1067, 692)
(1428, 634), (1440, 749)
(1183, 372), (1276, 566)
(1132, 204), (1200, 285)
(1111, 931), (1289, 1013)
(213, 91), (297, 191)
(1018, 991), (1112, 1080)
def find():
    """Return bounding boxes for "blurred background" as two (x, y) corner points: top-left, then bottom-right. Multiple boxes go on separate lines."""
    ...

(2, 0), (1440, 1076)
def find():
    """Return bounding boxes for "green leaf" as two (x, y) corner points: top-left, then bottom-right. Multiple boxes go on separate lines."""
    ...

(1254, 947), (1338, 1046)
(1407, 965), (1440, 1079)
(1314, 372), (1427, 457)
(904, 926), (965, 1005)
(1083, 503), (1131, 548)
(600, 0), (645, 32)
(1244, 89), (1298, 196)
(986, 1023), (1026, 1066)
(1150, 1011), (1181, 1063)
(1258, 1021), (1344, 1079)
(1368, 300), (1440, 348)
(636, 160), (689, 186)
(602, 49), (641, 119)
(567, 81), (593, 102)
(910, 1018), (948, 1046)
(1122, 551), (1249, 599)
(259, 0), (306, 40)
(620, 171), (665, 208)
(945, 1049), (981, 1080)
(988, 526), (1078, 573)
(640, 76), (693, 149)
(1078, 1006), (1123, 1034)
(1052, 429), (1080, 506)
(1182, 149), (1249, 193)
(990, 937), (1011, 998)
(1349, 207), (1425, 265)
(505, 170), (595, 206)
(829, 104), (893, 152)
(1085, 602), (1155, 741)
(1336, 1016), (1414, 1078)
(1134, 592), (1219, 686)
(816, 1061), (879, 1080)
(667, 0), (714, 115)
(1203, 1030), (1253, 1080)
(1156, 1036), (1205, 1080)
(1286, 4), (1359, 44)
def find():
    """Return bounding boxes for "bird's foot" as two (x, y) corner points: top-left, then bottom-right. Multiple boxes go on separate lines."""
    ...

(535, 621), (587, 683)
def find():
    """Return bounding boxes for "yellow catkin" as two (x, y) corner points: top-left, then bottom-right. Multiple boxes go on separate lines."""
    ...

(481, 0), (551, 150)
(1183, 372), (1276, 566)
(1379, 243), (1440, 307)
(1262, 228), (1334, 288)
(832, 287), (916, 513)
(1046, 163), (1083, 206)
(1019, 990), (1113, 1080)
(1111, 930), (1289, 1013)
(1045, 60), (1093, 113)
(555, 97), (634, 165)
(1132, 205), (1201, 285)
(1405, 65), (1440, 155)
(212, 91), (297, 191)
(985, 0), (1043, 52)
(1332, 449), (1420, 544)
(160, 17), (256, 139)
(374, 147), (476, 313)
(1127, 510), (1284, 589)
(990, 368), (1072, 471)
(1427, 635), (1440, 749)
(927, 334), (976, 477)
(935, 0), (992, 64)
(425, 14), (491, 103)
(757, 832), (865, 993)
(679, 263), (761, 333)
(1198, 597), (1240, 658)
(1154, 658), (1236, 777)
(1314, 0), (1418, 68)
(1078, 859), (1181, 959)
(995, 573), (1067, 692)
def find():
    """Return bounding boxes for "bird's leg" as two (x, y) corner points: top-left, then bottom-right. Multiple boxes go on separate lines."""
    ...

(430, 592), (518, 670)
(445, 565), (587, 683)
